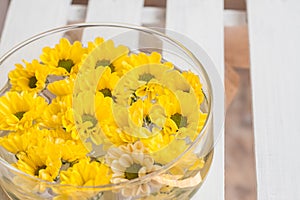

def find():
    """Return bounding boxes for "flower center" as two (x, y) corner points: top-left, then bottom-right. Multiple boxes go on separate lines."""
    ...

(95, 59), (115, 72)
(58, 59), (74, 73)
(14, 111), (26, 120)
(28, 76), (38, 88)
(82, 114), (98, 129)
(129, 93), (138, 105)
(143, 115), (152, 129)
(99, 88), (112, 98)
(139, 73), (155, 82)
(125, 163), (143, 180)
(171, 113), (188, 128)
(34, 165), (47, 176)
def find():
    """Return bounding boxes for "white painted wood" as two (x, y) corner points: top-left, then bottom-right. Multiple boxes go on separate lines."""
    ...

(0, 0), (71, 56)
(224, 10), (247, 26)
(247, 1), (300, 199)
(68, 4), (87, 23)
(166, 1), (224, 200)
(82, 0), (144, 42)
(142, 7), (165, 27)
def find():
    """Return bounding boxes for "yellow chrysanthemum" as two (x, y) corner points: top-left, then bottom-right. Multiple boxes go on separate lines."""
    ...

(0, 128), (73, 155)
(126, 99), (166, 138)
(60, 158), (111, 186)
(14, 144), (62, 182)
(112, 64), (174, 107)
(158, 91), (199, 133)
(73, 91), (102, 144)
(138, 90), (200, 155)
(135, 82), (166, 102)
(59, 140), (88, 163)
(182, 71), (204, 106)
(80, 39), (128, 74)
(0, 131), (34, 155)
(40, 95), (73, 131)
(94, 92), (137, 147)
(140, 118), (177, 153)
(0, 92), (47, 131)
(118, 52), (173, 76)
(8, 59), (49, 94)
(40, 38), (86, 76)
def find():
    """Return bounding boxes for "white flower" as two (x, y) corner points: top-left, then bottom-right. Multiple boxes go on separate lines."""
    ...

(105, 141), (162, 197)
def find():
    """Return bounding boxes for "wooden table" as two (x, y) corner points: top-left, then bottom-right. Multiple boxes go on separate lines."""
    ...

(0, 0), (224, 199)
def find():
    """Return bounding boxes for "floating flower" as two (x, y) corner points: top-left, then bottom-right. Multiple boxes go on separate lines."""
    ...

(40, 95), (73, 132)
(8, 59), (49, 94)
(43, 131), (88, 163)
(0, 92), (47, 131)
(80, 39), (128, 74)
(106, 141), (162, 197)
(0, 128), (74, 157)
(54, 158), (111, 200)
(119, 52), (173, 76)
(73, 91), (102, 144)
(158, 90), (199, 139)
(40, 38), (86, 76)
(0, 131), (34, 155)
(60, 158), (111, 186)
(14, 143), (62, 182)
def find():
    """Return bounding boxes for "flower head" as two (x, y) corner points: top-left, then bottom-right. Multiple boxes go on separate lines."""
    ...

(0, 92), (47, 131)
(60, 158), (111, 186)
(40, 38), (86, 76)
(80, 39), (128, 74)
(40, 95), (74, 132)
(73, 91), (102, 144)
(8, 59), (49, 94)
(14, 143), (62, 182)
(106, 141), (161, 197)
(119, 52), (173, 76)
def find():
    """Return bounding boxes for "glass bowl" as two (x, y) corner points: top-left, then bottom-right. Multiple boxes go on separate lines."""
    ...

(0, 23), (221, 200)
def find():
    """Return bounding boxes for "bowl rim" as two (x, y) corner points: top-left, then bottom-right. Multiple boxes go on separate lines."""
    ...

(0, 22), (214, 190)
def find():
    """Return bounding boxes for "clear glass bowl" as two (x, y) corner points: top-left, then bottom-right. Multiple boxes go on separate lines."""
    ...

(0, 23), (221, 200)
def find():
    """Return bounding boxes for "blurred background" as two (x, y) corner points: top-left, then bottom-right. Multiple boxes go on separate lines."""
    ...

(224, 1), (256, 200)
(0, 0), (256, 199)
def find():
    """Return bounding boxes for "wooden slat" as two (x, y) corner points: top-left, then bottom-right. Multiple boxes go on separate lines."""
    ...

(85, 0), (143, 24)
(166, 1), (224, 200)
(247, 1), (300, 199)
(82, 0), (144, 41)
